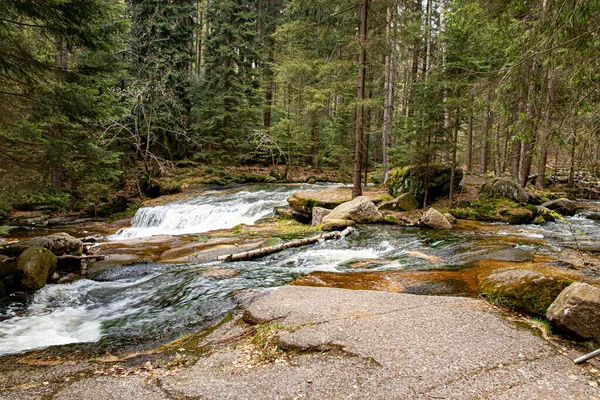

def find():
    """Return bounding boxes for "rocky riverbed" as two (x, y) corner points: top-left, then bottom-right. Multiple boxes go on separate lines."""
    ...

(1, 182), (600, 398)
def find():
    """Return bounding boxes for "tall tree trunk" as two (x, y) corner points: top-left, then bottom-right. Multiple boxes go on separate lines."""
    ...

(466, 104), (473, 171)
(382, 7), (394, 182)
(480, 103), (491, 174)
(568, 116), (577, 187)
(536, 70), (554, 188)
(449, 107), (460, 204)
(353, 0), (368, 199)
(310, 111), (319, 167)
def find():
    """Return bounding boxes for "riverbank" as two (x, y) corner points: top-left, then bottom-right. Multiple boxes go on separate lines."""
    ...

(1, 286), (599, 399)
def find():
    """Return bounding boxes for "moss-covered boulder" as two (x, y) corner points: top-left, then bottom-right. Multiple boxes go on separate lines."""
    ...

(386, 165), (463, 206)
(288, 187), (389, 217)
(547, 282), (600, 341)
(480, 178), (529, 204)
(378, 193), (419, 212)
(478, 268), (572, 316)
(498, 206), (535, 224)
(15, 247), (57, 291)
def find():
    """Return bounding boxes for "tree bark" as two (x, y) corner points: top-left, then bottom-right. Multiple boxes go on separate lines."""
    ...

(449, 107), (460, 204)
(382, 7), (393, 182)
(353, 0), (368, 199)
(217, 227), (354, 262)
(536, 70), (554, 188)
(480, 103), (491, 174)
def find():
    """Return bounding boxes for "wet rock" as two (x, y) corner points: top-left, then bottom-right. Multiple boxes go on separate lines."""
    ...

(547, 282), (600, 341)
(586, 213), (600, 221)
(480, 178), (529, 204)
(0, 255), (17, 279)
(378, 193), (419, 212)
(0, 232), (83, 258)
(0, 290), (27, 306)
(321, 219), (355, 232)
(462, 248), (533, 263)
(478, 268), (572, 316)
(537, 206), (556, 222)
(420, 208), (452, 230)
(498, 206), (535, 224)
(311, 207), (331, 227)
(15, 246), (57, 291)
(541, 198), (577, 216)
(386, 165), (463, 205)
(57, 272), (84, 284)
(274, 206), (294, 220)
(322, 196), (383, 224)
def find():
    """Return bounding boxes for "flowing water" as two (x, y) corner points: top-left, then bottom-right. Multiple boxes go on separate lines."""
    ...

(1, 186), (599, 356)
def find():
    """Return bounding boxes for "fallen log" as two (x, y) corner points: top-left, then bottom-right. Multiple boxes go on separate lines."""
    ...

(57, 254), (106, 261)
(216, 227), (354, 262)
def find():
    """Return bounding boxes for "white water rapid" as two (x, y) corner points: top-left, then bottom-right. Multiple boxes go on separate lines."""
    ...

(111, 185), (325, 240)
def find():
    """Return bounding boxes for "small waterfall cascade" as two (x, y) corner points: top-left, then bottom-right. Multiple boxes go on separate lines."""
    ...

(111, 185), (318, 240)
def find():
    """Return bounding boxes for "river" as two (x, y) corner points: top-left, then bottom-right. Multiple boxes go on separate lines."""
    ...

(1, 184), (599, 356)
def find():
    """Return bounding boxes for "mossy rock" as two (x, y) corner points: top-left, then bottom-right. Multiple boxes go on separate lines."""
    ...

(447, 199), (536, 224)
(15, 247), (57, 291)
(288, 187), (388, 215)
(386, 165), (463, 206)
(480, 178), (528, 204)
(498, 207), (535, 224)
(478, 268), (572, 316)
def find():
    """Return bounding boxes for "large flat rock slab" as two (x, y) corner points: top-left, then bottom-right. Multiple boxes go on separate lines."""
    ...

(162, 286), (600, 399)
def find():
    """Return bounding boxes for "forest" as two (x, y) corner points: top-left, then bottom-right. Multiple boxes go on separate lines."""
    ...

(1, 0), (599, 217)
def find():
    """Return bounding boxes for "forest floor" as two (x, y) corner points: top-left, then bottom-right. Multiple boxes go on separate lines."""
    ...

(1, 285), (600, 399)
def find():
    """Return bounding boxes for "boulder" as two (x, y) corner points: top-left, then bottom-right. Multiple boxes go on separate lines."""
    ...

(379, 193), (419, 212)
(386, 165), (463, 206)
(547, 282), (600, 341)
(0, 255), (17, 279)
(322, 196), (383, 224)
(541, 198), (577, 216)
(0, 233), (83, 258)
(443, 213), (457, 225)
(274, 206), (294, 220)
(15, 247), (57, 291)
(288, 187), (389, 216)
(586, 212), (600, 221)
(311, 207), (331, 227)
(420, 208), (452, 230)
(321, 219), (355, 232)
(498, 207), (535, 224)
(478, 268), (572, 316)
(536, 206), (556, 222)
(480, 178), (529, 204)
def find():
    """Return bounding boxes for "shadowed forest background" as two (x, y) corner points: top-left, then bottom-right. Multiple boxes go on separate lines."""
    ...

(1, 0), (599, 217)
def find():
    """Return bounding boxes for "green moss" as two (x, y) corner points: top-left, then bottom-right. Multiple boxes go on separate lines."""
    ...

(0, 226), (14, 236)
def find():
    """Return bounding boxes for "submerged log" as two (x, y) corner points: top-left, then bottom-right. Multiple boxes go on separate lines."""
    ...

(216, 227), (354, 262)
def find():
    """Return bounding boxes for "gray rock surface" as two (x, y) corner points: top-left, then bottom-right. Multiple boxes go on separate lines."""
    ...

(3, 286), (600, 399)
(481, 178), (529, 203)
(541, 198), (578, 216)
(378, 193), (419, 212)
(311, 207), (331, 226)
(161, 286), (599, 399)
(322, 196), (383, 224)
(320, 218), (355, 232)
(0, 233), (83, 258)
(547, 282), (600, 341)
(420, 207), (452, 230)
